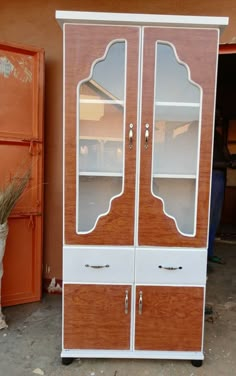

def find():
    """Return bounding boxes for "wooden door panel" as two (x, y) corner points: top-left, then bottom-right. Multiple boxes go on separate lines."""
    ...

(139, 28), (219, 247)
(135, 286), (203, 351)
(64, 25), (139, 245)
(64, 284), (131, 350)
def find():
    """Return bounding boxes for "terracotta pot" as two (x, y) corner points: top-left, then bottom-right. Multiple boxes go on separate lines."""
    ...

(0, 221), (8, 329)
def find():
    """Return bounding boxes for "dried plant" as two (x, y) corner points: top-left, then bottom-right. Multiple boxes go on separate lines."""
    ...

(0, 168), (31, 225)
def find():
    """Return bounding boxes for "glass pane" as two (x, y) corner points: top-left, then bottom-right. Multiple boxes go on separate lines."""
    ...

(77, 41), (126, 233)
(153, 178), (196, 235)
(153, 120), (199, 175)
(152, 43), (201, 236)
(78, 176), (122, 232)
(92, 42), (125, 100)
(154, 43), (200, 103)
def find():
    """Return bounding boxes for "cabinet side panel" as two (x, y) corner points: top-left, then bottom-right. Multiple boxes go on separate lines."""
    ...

(64, 284), (131, 350)
(135, 286), (204, 351)
(64, 25), (139, 245)
(139, 28), (219, 247)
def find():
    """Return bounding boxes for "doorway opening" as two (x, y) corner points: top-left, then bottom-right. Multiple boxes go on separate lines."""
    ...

(216, 44), (236, 240)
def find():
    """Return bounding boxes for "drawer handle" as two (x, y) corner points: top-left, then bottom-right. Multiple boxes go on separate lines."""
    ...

(158, 265), (183, 271)
(85, 264), (110, 269)
(138, 291), (143, 315)
(125, 290), (129, 314)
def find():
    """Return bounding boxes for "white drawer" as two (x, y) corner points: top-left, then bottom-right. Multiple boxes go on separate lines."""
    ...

(63, 247), (134, 283)
(135, 248), (207, 285)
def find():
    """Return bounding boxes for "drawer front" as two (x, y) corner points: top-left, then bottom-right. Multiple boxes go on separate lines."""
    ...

(63, 247), (134, 283)
(135, 249), (207, 285)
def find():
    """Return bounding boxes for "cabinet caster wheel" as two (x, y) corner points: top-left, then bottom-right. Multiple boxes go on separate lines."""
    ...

(62, 357), (74, 365)
(191, 359), (203, 367)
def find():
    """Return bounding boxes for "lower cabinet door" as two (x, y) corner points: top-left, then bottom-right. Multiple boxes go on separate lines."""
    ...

(135, 286), (204, 351)
(64, 284), (131, 350)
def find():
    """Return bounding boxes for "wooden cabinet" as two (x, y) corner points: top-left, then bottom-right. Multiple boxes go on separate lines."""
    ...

(57, 11), (228, 365)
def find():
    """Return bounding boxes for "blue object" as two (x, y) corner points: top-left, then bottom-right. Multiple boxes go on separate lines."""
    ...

(208, 169), (225, 258)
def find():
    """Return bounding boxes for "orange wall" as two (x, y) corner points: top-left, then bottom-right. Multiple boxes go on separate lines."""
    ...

(0, 0), (236, 281)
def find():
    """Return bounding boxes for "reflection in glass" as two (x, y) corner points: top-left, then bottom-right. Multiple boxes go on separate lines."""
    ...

(152, 42), (201, 236)
(154, 43), (200, 103)
(77, 41), (126, 233)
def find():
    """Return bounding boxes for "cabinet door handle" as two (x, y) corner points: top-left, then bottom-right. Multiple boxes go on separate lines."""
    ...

(144, 123), (149, 149)
(125, 290), (129, 314)
(138, 291), (143, 315)
(85, 264), (110, 269)
(158, 265), (183, 271)
(129, 123), (134, 149)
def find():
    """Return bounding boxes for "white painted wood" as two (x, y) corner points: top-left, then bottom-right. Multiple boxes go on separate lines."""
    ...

(63, 247), (134, 283)
(153, 173), (196, 179)
(79, 99), (124, 105)
(79, 172), (122, 177)
(135, 248), (207, 285)
(61, 348), (204, 360)
(156, 101), (200, 107)
(56, 10), (228, 32)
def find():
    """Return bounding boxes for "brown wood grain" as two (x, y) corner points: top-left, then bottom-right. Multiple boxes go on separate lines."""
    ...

(135, 286), (204, 351)
(64, 284), (131, 349)
(139, 28), (219, 247)
(64, 25), (139, 245)
(219, 43), (236, 54)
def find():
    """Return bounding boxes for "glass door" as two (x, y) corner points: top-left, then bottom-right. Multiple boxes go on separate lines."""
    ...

(138, 27), (218, 247)
(152, 42), (201, 236)
(77, 41), (126, 233)
(64, 25), (139, 245)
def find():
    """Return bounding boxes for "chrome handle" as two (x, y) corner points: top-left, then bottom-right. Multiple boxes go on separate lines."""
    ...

(129, 123), (134, 149)
(85, 264), (110, 269)
(125, 290), (129, 314)
(138, 291), (143, 315)
(158, 265), (183, 271)
(144, 123), (149, 149)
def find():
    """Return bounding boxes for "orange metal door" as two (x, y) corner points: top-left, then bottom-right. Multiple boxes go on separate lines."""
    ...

(139, 27), (219, 248)
(0, 41), (44, 306)
(64, 25), (139, 246)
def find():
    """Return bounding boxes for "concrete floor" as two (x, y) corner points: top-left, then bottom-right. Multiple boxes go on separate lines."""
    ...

(0, 241), (235, 376)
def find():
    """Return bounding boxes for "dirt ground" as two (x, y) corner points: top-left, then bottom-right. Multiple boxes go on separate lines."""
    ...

(0, 240), (235, 376)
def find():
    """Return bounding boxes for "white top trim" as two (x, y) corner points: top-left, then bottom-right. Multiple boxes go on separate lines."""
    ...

(56, 10), (228, 31)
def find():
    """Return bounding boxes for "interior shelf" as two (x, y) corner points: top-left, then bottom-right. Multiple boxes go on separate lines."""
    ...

(155, 101), (200, 107)
(79, 172), (122, 177)
(153, 173), (196, 179)
(80, 98), (124, 105)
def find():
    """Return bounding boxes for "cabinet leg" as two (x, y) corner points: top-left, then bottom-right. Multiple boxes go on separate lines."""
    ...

(191, 359), (203, 367)
(61, 357), (74, 366)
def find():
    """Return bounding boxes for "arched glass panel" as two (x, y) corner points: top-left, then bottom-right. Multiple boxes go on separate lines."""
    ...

(77, 41), (126, 233)
(152, 42), (202, 236)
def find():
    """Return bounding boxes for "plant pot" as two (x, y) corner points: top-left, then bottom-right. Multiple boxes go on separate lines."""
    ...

(0, 221), (8, 329)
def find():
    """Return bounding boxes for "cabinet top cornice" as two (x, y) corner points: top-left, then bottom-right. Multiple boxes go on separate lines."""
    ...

(56, 10), (228, 32)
